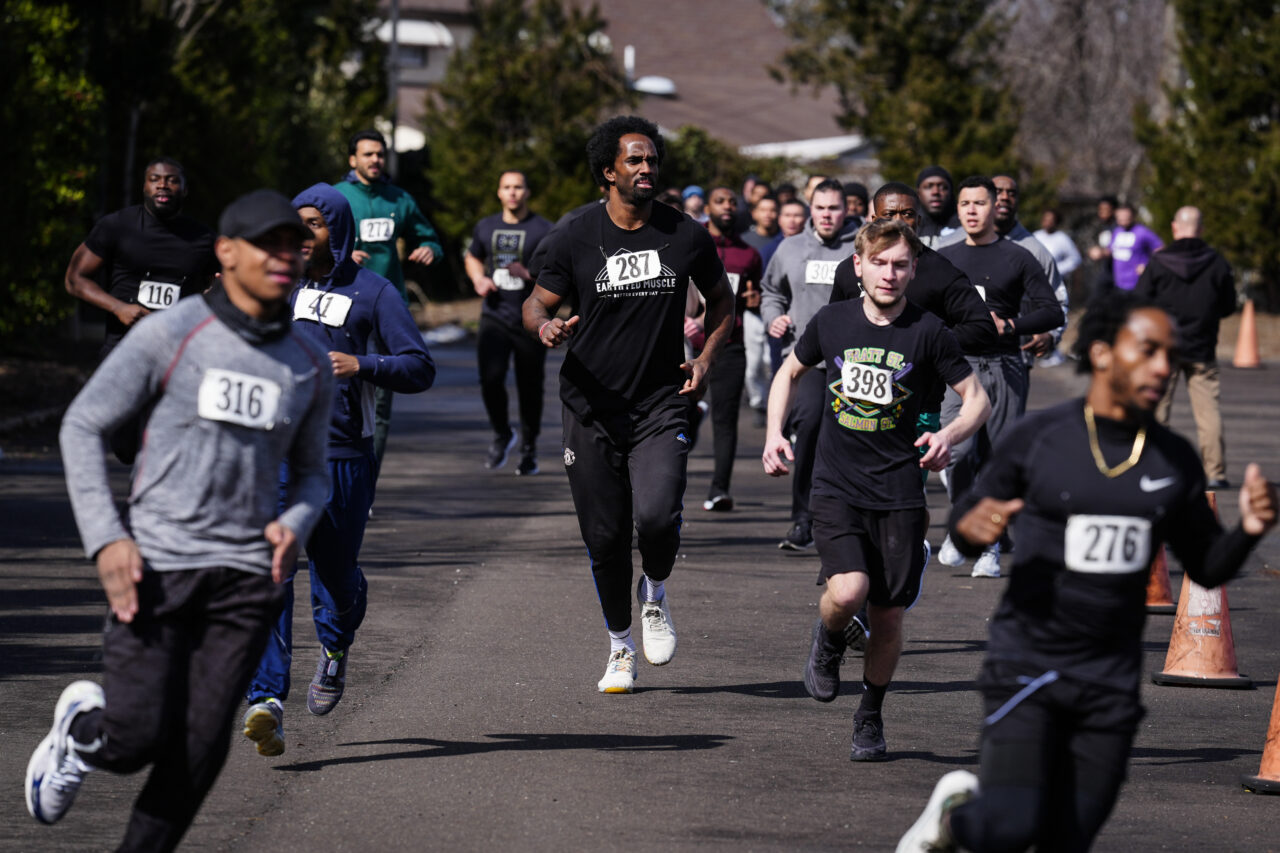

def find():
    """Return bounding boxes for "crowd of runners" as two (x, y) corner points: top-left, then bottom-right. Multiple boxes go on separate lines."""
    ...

(23, 116), (1278, 852)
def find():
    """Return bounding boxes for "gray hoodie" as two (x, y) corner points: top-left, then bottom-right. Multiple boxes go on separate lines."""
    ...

(760, 221), (859, 357)
(60, 295), (333, 575)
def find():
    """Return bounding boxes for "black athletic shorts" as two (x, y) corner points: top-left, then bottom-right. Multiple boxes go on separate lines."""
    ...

(811, 493), (927, 607)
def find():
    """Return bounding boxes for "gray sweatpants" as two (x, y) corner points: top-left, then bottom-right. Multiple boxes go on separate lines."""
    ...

(941, 353), (1028, 502)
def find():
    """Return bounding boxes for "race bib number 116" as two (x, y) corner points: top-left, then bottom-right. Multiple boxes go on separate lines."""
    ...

(138, 280), (180, 310)
(197, 369), (281, 430)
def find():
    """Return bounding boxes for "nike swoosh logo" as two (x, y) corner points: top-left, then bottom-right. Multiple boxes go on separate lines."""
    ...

(1140, 475), (1176, 493)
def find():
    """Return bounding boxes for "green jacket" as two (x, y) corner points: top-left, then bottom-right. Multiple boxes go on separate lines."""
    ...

(334, 172), (442, 299)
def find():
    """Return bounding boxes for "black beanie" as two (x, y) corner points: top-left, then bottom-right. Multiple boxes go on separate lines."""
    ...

(915, 165), (953, 188)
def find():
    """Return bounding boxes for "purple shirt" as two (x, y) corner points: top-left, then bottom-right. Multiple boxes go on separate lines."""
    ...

(1109, 224), (1163, 290)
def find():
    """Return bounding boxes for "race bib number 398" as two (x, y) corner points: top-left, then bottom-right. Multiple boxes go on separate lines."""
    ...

(138, 280), (180, 310)
(841, 362), (895, 405)
(197, 369), (281, 430)
(606, 249), (660, 287)
(1064, 515), (1151, 574)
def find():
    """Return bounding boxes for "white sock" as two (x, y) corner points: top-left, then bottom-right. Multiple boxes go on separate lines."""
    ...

(641, 576), (665, 602)
(609, 629), (635, 653)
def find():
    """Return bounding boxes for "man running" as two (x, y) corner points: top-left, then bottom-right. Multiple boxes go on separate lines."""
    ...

(465, 170), (554, 474)
(333, 130), (442, 478)
(27, 190), (332, 849)
(523, 115), (734, 693)
(242, 184), (434, 755)
(915, 165), (960, 248)
(898, 290), (1277, 852)
(764, 218), (989, 761)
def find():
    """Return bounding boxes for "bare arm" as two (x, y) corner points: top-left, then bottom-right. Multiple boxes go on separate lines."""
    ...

(464, 253), (496, 296)
(66, 243), (150, 327)
(523, 284), (579, 346)
(762, 352), (811, 475)
(681, 274), (734, 397)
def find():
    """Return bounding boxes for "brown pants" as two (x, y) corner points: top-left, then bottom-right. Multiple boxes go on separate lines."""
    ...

(1156, 359), (1226, 481)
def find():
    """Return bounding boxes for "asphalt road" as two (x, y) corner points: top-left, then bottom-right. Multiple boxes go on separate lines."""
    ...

(2, 342), (1278, 852)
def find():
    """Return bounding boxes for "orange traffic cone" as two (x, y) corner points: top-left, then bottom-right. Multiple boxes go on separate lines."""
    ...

(1232, 298), (1262, 369)
(1145, 544), (1176, 614)
(1152, 490), (1251, 688)
(1242, 679), (1280, 794)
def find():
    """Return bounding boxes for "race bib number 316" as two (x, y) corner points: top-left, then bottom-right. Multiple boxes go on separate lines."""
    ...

(138, 280), (180, 310)
(606, 249), (660, 287)
(197, 369), (281, 430)
(841, 362), (894, 405)
(1064, 515), (1151, 574)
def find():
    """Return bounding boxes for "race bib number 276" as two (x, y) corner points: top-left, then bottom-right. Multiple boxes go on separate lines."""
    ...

(197, 369), (281, 430)
(1064, 515), (1151, 574)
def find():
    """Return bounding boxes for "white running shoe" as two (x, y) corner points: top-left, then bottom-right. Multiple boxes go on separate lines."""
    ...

(937, 535), (964, 567)
(597, 648), (637, 693)
(896, 769), (979, 852)
(243, 698), (286, 757)
(971, 546), (1001, 578)
(638, 589), (677, 666)
(26, 680), (103, 825)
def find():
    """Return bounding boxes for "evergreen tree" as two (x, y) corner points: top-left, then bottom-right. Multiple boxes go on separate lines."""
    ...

(1136, 1), (1280, 308)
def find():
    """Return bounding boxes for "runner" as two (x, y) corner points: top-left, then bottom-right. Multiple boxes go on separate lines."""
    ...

(242, 184), (435, 755)
(465, 170), (553, 474)
(523, 115), (734, 693)
(763, 219), (990, 761)
(898, 290), (1277, 852)
(27, 189), (332, 850)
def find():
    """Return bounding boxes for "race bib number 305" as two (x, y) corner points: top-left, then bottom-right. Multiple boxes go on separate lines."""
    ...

(293, 290), (353, 327)
(197, 369), (281, 430)
(805, 260), (838, 286)
(138, 280), (180, 310)
(1064, 515), (1151, 574)
(841, 362), (895, 405)
(359, 217), (395, 243)
(606, 249), (660, 287)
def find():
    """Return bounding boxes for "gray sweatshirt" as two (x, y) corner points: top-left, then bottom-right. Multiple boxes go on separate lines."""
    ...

(760, 221), (859, 357)
(60, 295), (334, 575)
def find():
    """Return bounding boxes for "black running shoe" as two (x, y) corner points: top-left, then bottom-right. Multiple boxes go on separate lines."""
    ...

(485, 432), (517, 470)
(803, 618), (845, 702)
(515, 447), (538, 476)
(779, 520), (814, 551)
(850, 711), (888, 761)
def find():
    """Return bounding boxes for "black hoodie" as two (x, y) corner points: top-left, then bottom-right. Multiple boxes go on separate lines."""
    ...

(1135, 237), (1235, 362)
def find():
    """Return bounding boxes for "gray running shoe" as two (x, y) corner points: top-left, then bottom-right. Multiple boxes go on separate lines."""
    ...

(243, 698), (285, 757)
(26, 680), (102, 825)
(307, 648), (347, 716)
(803, 618), (845, 702)
(850, 711), (888, 761)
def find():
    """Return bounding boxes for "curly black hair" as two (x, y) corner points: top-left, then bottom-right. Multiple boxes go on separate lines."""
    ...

(1072, 289), (1162, 373)
(586, 115), (664, 189)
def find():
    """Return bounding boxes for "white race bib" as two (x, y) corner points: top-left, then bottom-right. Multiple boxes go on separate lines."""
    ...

(359, 217), (395, 243)
(493, 268), (522, 291)
(1064, 515), (1151, 574)
(975, 284), (987, 303)
(197, 369), (281, 430)
(293, 290), (353, 327)
(841, 361), (895, 406)
(138, 280), (180, 310)
(727, 272), (741, 295)
(805, 260), (838, 285)
(606, 249), (660, 287)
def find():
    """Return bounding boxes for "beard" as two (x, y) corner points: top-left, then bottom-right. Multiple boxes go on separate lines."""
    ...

(143, 195), (181, 221)
(630, 182), (658, 203)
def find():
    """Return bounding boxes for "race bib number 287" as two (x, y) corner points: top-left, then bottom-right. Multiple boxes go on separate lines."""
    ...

(197, 369), (281, 430)
(606, 249), (660, 287)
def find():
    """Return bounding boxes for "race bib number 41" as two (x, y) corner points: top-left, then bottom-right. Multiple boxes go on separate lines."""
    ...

(293, 290), (353, 327)
(138, 280), (180, 310)
(1064, 515), (1151, 574)
(359, 217), (395, 243)
(841, 362), (895, 406)
(805, 260), (838, 286)
(606, 249), (660, 287)
(197, 369), (281, 430)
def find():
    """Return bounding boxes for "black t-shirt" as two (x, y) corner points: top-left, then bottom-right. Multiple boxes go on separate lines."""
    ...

(936, 239), (1061, 356)
(950, 398), (1257, 693)
(84, 205), (218, 337)
(793, 299), (971, 509)
(468, 211), (553, 328)
(537, 202), (725, 420)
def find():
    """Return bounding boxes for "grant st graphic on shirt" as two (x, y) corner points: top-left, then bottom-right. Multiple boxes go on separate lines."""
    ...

(593, 247), (677, 298)
(828, 346), (914, 432)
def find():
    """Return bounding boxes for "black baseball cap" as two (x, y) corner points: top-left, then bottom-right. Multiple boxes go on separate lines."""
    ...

(218, 189), (311, 241)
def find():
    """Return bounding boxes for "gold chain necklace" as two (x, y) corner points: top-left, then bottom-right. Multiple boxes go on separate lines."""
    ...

(1083, 403), (1146, 478)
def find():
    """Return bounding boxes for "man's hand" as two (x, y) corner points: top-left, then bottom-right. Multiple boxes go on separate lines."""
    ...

(1021, 332), (1054, 357)
(678, 357), (709, 398)
(408, 245), (436, 265)
(991, 312), (1012, 336)
(265, 521), (300, 583)
(762, 432), (794, 476)
(768, 314), (793, 339)
(96, 539), (144, 623)
(1239, 463), (1278, 536)
(352, 249), (371, 265)
(955, 497), (1026, 547)
(329, 351), (360, 378)
(507, 261), (531, 281)
(115, 303), (150, 327)
(915, 431), (953, 471)
(538, 315), (579, 347)
(472, 276), (497, 297)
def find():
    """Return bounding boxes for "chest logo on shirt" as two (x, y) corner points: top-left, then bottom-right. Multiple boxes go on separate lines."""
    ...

(594, 249), (676, 297)
(491, 229), (527, 272)
(294, 290), (353, 327)
(828, 348), (912, 432)
(360, 217), (395, 243)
